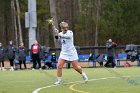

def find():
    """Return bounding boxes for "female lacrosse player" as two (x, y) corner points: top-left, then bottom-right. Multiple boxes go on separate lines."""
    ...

(54, 22), (88, 85)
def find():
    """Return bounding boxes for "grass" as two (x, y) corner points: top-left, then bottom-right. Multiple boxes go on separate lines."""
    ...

(0, 67), (140, 93)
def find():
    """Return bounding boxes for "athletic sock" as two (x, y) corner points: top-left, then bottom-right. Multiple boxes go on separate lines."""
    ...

(81, 71), (86, 76)
(57, 77), (62, 82)
(81, 71), (88, 80)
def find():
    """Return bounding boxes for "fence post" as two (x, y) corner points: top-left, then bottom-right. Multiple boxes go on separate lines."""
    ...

(93, 61), (96, 68)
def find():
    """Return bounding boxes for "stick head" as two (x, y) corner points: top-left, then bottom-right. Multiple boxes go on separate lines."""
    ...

(47, 18), (54, 24)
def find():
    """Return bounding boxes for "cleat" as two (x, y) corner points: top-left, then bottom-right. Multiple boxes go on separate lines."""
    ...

(39, 68), (42, 70)
(10, 67), (14, 71)
(9, 69), (14, 71)
(82, 74), (88, 83)
(54, 80), (61, 85)
(2, 68), (6, 71)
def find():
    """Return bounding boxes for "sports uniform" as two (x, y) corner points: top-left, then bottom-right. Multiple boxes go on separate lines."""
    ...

(59, 30), (78, 61)
(54, 22), (88, 85)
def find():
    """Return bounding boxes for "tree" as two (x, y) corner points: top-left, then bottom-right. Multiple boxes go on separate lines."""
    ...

(94, 0), (101, 53)
(11, 0), (18, 46)
(16, 0), (23, 44)
(49, 0), (60, 48)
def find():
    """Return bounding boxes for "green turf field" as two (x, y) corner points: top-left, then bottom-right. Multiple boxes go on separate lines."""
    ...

(0, 67), (140, 93)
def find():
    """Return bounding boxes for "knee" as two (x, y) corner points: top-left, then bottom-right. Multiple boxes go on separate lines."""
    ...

(57, 64), (63, 69)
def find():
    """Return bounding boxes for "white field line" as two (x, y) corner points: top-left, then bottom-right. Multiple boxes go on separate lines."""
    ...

(32, 76), (130, 93)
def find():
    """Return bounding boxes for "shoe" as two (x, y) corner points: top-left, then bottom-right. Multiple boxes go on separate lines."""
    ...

(32, 68), (35, 70)
(2, 68), (6, 71)
(114, 66), (117, 68)
(10, 67), (14, 71)
(54, 80), (61, 85)
(9, 68), (14, 71)
(82, 74), (88, 83)
(39, 68), (42, 70)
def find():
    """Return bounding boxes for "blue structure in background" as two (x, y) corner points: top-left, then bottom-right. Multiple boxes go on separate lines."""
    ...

(78, 54), (90, 62)
(26, 56), (31, 61)
(117, 53), (127, 66)
(118, 54), (127, 59)
(25, 53), (140, 68)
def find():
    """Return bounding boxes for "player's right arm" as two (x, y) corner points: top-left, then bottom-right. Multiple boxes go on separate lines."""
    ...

(58, 31), (73, 39)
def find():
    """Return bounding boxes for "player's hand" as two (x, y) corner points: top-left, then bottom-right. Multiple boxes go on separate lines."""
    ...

(55, 29), (59, 33)
(55, 36), (59, 39)
(58, 32), (63, 37)
(112, 42), (117, 47)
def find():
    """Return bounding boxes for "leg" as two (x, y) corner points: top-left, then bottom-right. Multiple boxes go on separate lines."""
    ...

(105, 56), (111, 67)
(101, 62), (103, 67)
(38, 58), (41, 69)
(33, 59), (37, 69)
(111, 56), (116, 68)
(54, 58), (65, 85)
(71, 60), (88, 82)
(11, 59), (14, 67)
(9, 59), (12, 66)
(71, 60), (82, 74)
(2, 61), (4, 67)
(19, 60), (22, 69)
(0, 61), (5, 71)
(100, 62), (103, 67)
(23, 60), (27, 69)
(32, 55), (37, 69)
(0, 62), (1, 70)
(57, 58), (66, 77)
(9, 59), (14, 71)
(104, 62), (108, 67)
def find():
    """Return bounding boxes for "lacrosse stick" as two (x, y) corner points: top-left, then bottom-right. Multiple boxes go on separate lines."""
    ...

(47, 18), (59, 39)
(47, 18), (57, 31)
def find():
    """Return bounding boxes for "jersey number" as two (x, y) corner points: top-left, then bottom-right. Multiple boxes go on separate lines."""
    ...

(62, 40), (66, 44)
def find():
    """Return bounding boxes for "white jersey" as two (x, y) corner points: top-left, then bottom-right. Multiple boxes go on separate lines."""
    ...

(59, 30), (78, 61)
